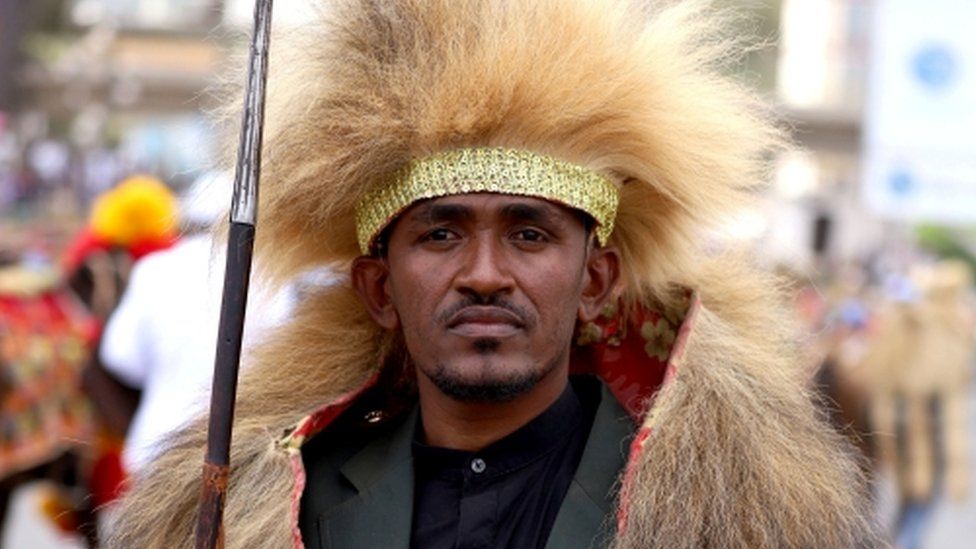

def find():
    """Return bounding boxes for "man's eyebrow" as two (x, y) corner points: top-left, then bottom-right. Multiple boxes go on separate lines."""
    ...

(408, 203), (473, 225)
(499, 202), (560, 225)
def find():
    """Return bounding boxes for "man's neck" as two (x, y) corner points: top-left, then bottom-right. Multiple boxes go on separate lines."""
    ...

(416, 366), (569, 452)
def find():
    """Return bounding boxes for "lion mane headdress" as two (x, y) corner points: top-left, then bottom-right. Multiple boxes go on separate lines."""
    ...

(111, 1), (879, 547)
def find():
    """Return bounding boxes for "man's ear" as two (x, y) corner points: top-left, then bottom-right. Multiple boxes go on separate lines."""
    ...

(578, 245), (621, 322)
(351, 256), (400, 330)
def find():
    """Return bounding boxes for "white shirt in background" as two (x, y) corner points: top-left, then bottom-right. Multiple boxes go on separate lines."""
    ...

(100, 234), (293, 473)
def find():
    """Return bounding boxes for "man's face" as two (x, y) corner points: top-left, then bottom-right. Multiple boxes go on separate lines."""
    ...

(357, 193), (610, 402)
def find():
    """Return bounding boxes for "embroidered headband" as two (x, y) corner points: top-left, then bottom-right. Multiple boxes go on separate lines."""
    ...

(355, 148), (619, 254)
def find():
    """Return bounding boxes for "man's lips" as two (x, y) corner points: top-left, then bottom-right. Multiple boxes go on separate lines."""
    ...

(446, 306), (525, 338)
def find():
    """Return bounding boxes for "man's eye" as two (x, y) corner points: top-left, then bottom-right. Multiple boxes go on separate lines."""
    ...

(512, 229), (547, 242)
(422, 228), (457, 242)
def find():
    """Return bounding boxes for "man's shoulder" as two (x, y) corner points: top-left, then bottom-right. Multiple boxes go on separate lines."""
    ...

(571, 375), (636, 505)
(299, 391), (417, 526)
(301, 405), (412, 474)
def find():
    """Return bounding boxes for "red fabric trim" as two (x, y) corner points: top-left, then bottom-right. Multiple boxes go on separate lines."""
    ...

(290, 454), (307, 549)
(90, 448), (128, 507)
(570, 294), (699, 421)
(62, 229), (177, 272)
(285, 371), (382, 547)
(617, 427), (652, 533)
(62, 229), (110, 272)
(128, 235), (178, 260)
(612, 293), (702, 537)
(290, 371), (382, 442)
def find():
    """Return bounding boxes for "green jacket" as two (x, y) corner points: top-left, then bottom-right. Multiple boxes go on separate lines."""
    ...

(298, 379), (635, 549)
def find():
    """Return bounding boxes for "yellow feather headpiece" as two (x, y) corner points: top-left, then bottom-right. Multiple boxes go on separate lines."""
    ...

(90, 175), (178, 246)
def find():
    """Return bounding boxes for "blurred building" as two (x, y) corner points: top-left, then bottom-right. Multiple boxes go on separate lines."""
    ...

(769, 0), (976, 273)
(20, 1), (224, 192)
(1, 0), (237, 255)
(764, 0), (880, 269)
(1, 0), (974, 267)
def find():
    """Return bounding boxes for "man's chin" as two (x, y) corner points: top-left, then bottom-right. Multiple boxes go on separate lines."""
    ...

(426, 364), (541, 403)
(471, 337), (502, 355)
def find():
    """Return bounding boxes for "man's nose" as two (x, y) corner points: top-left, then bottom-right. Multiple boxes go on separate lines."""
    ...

(454, 234), (514, 298)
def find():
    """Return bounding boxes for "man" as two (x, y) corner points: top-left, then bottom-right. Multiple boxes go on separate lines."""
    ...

(110, 1), (879, 547)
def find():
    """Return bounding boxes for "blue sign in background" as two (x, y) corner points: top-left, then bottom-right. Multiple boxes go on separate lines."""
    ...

(912, 44), (958, 91)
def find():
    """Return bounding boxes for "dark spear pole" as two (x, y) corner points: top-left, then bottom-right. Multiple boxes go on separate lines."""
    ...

(195, 0), (273, 547)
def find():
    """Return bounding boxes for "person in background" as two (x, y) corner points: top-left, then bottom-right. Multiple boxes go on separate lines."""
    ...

(865, 261), (975, 549)
(67, 175), (181, 518)
(64, 175), (179, 322)
(0, 249), (98, 545)
(99, 172), (293, 475)
(0, 174), (177, 546)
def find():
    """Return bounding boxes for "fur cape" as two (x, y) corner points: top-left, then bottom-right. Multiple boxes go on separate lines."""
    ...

(109, 1), (881, 547)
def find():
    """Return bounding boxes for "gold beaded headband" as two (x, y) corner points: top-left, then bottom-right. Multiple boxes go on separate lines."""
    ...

(355, 148), (619, 254)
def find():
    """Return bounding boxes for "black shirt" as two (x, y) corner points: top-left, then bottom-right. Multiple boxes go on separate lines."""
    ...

(410, 379), (598, 549)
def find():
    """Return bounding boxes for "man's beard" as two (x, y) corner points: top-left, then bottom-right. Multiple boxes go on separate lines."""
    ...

(425, 345), (562, 403)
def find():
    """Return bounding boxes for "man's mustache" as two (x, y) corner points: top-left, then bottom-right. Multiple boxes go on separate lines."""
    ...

(435, 295), (535, 329)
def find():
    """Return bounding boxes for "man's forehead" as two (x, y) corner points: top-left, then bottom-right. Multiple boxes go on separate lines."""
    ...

(403, 193), (576, 223)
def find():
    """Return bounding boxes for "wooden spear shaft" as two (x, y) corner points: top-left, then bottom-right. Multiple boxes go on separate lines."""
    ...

(195, 0), (273, 547)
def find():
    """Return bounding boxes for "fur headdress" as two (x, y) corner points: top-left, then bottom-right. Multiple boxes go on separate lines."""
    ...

(249, 0), (780, 301)
(110, 1), (880, 547)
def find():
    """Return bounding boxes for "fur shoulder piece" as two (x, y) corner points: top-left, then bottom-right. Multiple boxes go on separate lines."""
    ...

(613, 254), (882, 548)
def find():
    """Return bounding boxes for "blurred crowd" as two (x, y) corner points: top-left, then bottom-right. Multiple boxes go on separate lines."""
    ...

(0, 169), (298, 545)
(796, 250), (976, 548)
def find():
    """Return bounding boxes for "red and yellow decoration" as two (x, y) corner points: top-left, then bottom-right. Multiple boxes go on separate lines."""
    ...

(63, 175), (179, 271)
(0, 278), (98, 479)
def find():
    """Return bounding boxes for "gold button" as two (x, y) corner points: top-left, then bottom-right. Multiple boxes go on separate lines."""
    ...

(364, 410), (385, 424)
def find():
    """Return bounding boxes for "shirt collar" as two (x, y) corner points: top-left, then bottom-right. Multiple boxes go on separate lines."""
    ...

(412, 381), (583, 482)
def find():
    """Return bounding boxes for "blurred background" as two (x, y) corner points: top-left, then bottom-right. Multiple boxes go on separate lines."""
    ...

(0, 0), (974, 547)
